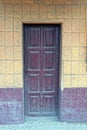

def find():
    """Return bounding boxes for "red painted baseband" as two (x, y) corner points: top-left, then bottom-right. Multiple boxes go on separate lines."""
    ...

(0, 88), (24, 124)
(60, 88), (87, 123)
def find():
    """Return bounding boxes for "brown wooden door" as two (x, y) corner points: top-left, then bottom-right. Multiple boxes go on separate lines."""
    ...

(24, 25), (60, 116)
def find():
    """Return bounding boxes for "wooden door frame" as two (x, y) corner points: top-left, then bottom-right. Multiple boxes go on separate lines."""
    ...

(23, 23), (62, 118)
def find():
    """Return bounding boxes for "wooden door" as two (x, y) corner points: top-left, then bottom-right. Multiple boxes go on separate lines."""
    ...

(24, 25), (60, 116)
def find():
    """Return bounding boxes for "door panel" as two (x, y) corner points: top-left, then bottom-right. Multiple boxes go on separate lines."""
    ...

(24, 25), (60, 116)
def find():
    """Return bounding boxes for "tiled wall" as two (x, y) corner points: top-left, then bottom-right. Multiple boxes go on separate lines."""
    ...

(0, 0), (87, 124)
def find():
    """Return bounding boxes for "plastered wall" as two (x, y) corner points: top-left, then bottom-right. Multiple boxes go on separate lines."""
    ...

(0, 0), (87, 89)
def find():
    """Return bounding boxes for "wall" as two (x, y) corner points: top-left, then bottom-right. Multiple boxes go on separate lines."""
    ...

(0, 0), (87, 124)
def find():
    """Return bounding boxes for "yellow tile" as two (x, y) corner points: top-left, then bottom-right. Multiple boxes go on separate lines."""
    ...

(5, 4), (13, 17)
(48, 5), (55, 18)
(14, 4), (22, 18)
(0, 32), (4, 45)
(14, 61), (23, 74)
(14, 47), (22, 60)
(14, 18), (22, 31)
(79, 20), (86, 32)
(72, 6), (80, 18)
(71, 19), (79, 32)
(5, 17), (13, 31)
(23, 0), (34, 4)
(22, 4), (31, 19)
(5, 47), (13, 60)
(79, 75), (87, 87)
(62, 47), (72, 60)
(63, 33), (72, 46)
(0, 61), (5, 74)
(0, 17), (4, 31)
(63, 19), (71, 32)
(72, 48), (79, 60)
(6, 61), (14, 74)
(79, 47), (86, 60)
(0, 75), (5, 87)
(64, 0), (72, 4)
(14, 32), (22, 46)
(72, 61), (78, 74)
(79, 61), (86, 74)
(31, 4), (39, 19)
(80, 33), (86, 45)
(0, 47), (5, 60)
(54, 0), (64, 4)
(6, 75), (14, 87)
(79, 5), (85, 19)
(5, 32), (13, 46)
(72, 0), (80, 4)
(14, 75), (23, 88)
(72, 75), (79, 88)
(64, 61), (71, 74)
(55, 5), (64, 18)
(64, 5), (72, 18)
(64, 75), (71, 88)
(0, 4), (4, 17)
(39, 5), (48, 18)
(71, 33), (79, 46)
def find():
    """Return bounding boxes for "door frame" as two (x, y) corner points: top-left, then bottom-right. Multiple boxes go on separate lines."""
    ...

(23, 23), (62, 119)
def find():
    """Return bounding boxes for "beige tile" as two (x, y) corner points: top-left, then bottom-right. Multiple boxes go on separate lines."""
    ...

(39, 5), (48, 19)
(72, 75), (79, 88)
(72, 48), (79, 60)
(0, 47), (5, 60)
(71, 33), (79, 46)
(14, 32), (22, 46)
(6, 75), (14, 87)
(64, 0), (72, 4)
(54, 0), (64, 4)
(5, 47), (13, 60)
(63, 19), (71, 32)
(0, 17), (4, 31)
(62, 47), (72, 60)
(14, 61), (23, 74)
(5, 61), (14, 74)
(63, 33), (72, 46)
(14, 47), (22, 60)
(14, 18), (22, 31)
(4, 0), (15, 3)
(22, 4), (31, 19)
(5, 4), (13, 17)
(72, 61), (78, 74)
(0, 32), (4, 45)
(72, 6), (80, 18)
(64, 5), (72, 18)
(64, 61), (71, 74)
(71, 19), (79, 32)
(79, 75), (87, 87)
(79, 47), (86, 60)
(72, 0), (80, 4)
(14, 4), (22, 18)
(5, 17), (13, 31)
(0, 61), (5, 74)
(79, 61), (86, 74)
(15, 0), (23, 3)
(55, 5), (64, 18)
(64, 75), (71, 88)
(80, 33), (86, 45)
(0, 75), (6, 87)
(31, 4), (39, 19)
(79, 5), (86, 19)
(23, 0), (34, 4)
(79, 20), (86, 32)
(14, 75), (23, 88)
(48, 5), (55, 18)
(5, 32), (13, 46)
(0, 4), (4, 17)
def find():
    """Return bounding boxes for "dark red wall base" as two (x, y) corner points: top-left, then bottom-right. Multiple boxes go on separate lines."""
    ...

(0, 88), (24, 124)
(0, 88), (87, 124)
(60, 88), (87, 123)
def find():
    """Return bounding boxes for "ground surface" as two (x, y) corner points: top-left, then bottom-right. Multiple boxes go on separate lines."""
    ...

(0, 116), (87, 130)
